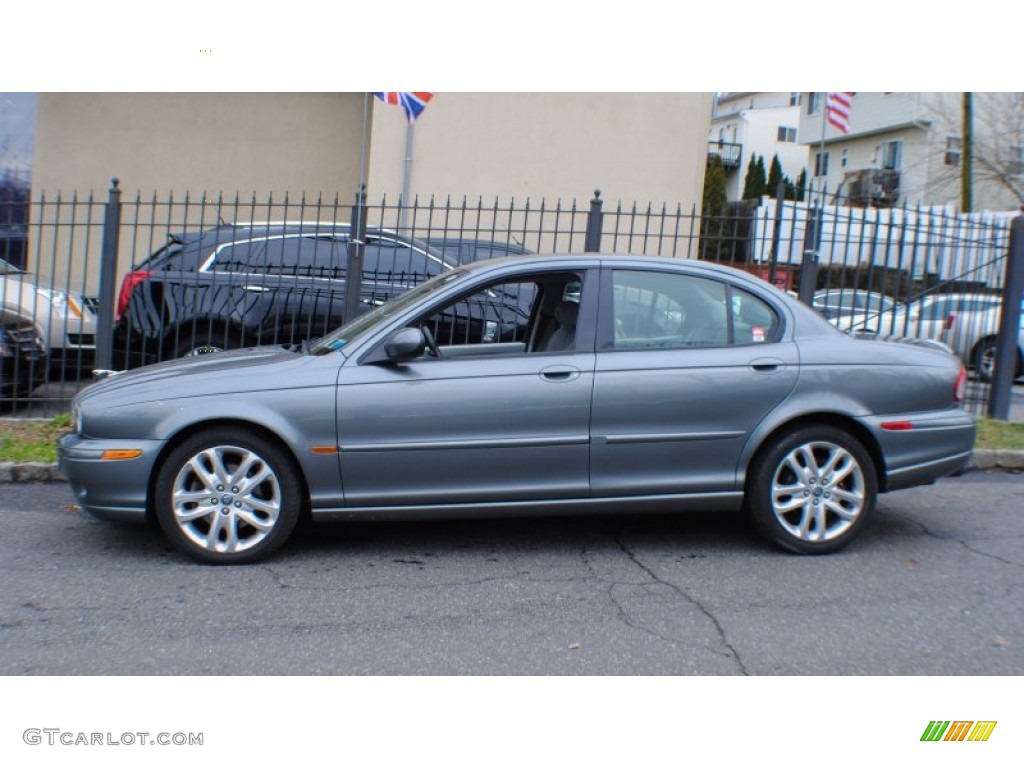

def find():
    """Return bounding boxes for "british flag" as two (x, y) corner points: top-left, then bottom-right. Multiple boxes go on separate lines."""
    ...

(374, 92), (435, 124)
(826, 92), (853, 134)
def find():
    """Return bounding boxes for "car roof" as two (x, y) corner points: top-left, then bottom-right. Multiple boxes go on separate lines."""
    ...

(456, 253), (810, 296)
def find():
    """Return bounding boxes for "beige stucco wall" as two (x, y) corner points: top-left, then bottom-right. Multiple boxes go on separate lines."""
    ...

(33, 92), (367, 199)
(30, 92), (712, 286)
(368, 92), (711, 211)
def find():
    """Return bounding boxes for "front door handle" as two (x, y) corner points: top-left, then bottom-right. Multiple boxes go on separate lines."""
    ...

(539, 365), (581, 382)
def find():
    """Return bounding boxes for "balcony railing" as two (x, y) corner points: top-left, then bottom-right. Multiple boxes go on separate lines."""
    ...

(708, 141), (742, 170)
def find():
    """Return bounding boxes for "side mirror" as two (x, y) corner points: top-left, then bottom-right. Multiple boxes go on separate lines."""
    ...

(383, 327), (426, 362)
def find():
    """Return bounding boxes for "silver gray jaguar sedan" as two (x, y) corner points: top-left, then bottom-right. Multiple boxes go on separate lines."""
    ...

(59, 255), (976, 564)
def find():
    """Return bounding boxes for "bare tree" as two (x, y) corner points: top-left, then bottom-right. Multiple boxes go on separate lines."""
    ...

(926, 92), (1024, 208)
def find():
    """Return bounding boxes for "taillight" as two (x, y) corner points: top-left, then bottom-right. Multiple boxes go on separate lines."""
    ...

(116, 270), (151, 321)
(944, 313), (956, 331)
(954, 366), (967, 403)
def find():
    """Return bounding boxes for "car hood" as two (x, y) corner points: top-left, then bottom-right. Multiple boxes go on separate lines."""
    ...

(77, 347), (331, 406)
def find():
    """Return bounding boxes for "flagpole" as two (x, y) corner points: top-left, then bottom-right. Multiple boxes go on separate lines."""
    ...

(399, 121), (414, 233)
(818, 92), (828, 204)
(357, 92), (371, 201)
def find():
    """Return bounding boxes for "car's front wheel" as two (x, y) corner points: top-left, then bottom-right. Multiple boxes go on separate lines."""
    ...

(154, 428), (302, 564)
(747, 425), (877, 554)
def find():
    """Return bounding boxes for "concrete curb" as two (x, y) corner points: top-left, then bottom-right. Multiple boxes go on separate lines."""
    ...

(968, 449), (1024, 471)
(1, 452), (1022, 484)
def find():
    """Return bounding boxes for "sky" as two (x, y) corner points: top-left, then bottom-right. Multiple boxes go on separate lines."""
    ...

(0, 92), (36, 182)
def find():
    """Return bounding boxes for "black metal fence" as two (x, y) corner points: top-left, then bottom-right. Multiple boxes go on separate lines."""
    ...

(1, 182), (1021, 419)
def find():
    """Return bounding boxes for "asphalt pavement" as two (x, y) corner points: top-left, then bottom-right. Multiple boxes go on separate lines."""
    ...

(0, 473), (1021, 675)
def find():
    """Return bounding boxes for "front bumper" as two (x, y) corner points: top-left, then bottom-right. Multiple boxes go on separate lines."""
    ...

(58, 432), (166, 522)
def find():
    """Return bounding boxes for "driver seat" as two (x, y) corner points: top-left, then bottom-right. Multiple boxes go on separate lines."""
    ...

(538, 300), (578, 352)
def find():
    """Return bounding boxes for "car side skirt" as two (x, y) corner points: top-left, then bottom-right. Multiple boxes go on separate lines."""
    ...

(311, 491), (745, 522)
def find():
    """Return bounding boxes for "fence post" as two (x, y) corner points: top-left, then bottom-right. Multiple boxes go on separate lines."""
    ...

(584, 189), (603, 252)
(344, 185), (367, 323)
(987, 214), (1024, 420)
(769, 181), (786, 286)
(797, 204), (822, 304)
(95, 178), (121, 372)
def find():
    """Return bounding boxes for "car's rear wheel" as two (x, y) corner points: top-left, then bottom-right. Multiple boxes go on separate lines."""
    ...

(747, 425), (877, 554)
(973, 337), (1020, 383)
(154, 428), (301, 564)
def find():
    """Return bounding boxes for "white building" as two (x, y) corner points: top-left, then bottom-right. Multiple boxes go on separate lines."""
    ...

(709, 92), (809, 201)
(798, 92), (1023, 211)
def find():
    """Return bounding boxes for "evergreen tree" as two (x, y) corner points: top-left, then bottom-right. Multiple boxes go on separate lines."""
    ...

(767, 155), (784, 195)
(794, 169), (808, 202)
(702, 156), (728, 217)
(741, 155), (761, 200)
(754, 155), (767, 199)
(700, 156), (729, 261)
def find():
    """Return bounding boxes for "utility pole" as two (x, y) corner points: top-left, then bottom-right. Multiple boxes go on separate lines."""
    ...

(961, 92), (973, 213)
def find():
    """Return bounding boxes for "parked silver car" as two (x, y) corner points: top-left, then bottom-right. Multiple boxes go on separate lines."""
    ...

(812, 288), (896, 326)
(0, 256), (97, 370)
(59, 255), (976, 564)
(841, 292), (1023, 381)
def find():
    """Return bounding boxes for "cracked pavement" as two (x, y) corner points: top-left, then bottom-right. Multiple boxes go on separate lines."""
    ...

(0, 472), (1021, 675)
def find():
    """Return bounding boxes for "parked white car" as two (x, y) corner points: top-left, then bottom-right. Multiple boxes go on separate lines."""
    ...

(0, 256), (98, 371)
(842, 292), (1023, 381)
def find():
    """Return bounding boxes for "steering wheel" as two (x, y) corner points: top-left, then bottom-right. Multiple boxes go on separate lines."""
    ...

(421, 325), (442, 358)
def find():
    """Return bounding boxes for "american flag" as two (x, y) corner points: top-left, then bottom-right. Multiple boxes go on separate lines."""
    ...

(826, 92), (853, 134)
(374, 92), (435, 124)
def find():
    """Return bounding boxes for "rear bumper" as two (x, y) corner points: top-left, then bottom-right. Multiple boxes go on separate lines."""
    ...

(864, 408), (977, 492)
(58, 432), (165, 522)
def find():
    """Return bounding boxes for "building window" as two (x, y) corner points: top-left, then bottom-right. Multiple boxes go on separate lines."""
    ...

(814, 151), (830, 177)
(807, 92), (822, 115)
(945, 136), (962, 167)
(777, 126), (797, 143)
(790, 92), (800, 107)
(880, 140), (902, 170)
(841, 148), (849, 168)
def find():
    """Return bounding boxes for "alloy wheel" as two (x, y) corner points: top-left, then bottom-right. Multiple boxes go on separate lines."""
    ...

(170, 445), (282, 555)
(770, 440), (866, 544)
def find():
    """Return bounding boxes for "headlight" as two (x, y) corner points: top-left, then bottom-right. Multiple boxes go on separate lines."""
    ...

(71, 401), (83, 434)
(36, 287), (83, 319)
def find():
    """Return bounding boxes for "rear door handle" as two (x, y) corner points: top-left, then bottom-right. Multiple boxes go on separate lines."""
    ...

(540, 365), (581, 382)
(243, 285), (270, 293)
(749, 357), (785, 374)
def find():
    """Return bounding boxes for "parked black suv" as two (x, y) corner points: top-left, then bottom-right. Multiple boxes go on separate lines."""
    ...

(114, 223), (458, 367)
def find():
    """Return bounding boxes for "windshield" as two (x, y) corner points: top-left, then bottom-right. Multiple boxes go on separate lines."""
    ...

(310, 269), (467, 355)
(0, 256), (24, 275)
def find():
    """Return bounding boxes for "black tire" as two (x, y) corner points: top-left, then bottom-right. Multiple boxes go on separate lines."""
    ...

(973, 337), (1019, 383)
(154, 428), (302, 564)
(746, 425), (877, 555)
(973, 338), (996, 383)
